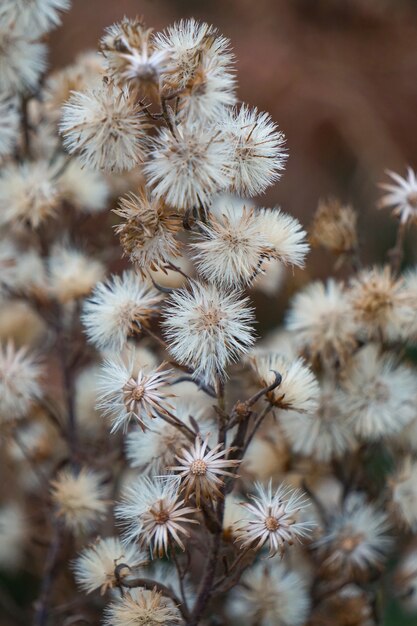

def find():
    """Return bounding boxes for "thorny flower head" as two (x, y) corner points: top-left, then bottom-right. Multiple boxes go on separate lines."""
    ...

(234, 481), (314, 557)
(310, 197), (358, 255)
(97, 357), (173, 433)
(116, 475), (198, 557)
(171, 435), (240, 504)
(379, 167), (417, 224)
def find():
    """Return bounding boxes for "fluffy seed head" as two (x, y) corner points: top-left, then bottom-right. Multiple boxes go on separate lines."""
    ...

(81, 271), (163, 351)
(390, 460), (417, 531)
(73, 536), (147, 594)
(60, 82), (148, 171)
(0, 97), (19, 158)
(0, 161), (62, 229)
(104, 588), (181, 626)
(163, 281), (256, 385)
(50, 468), (109, 534)
(339, 344), (417, 441)
(0, 24), (47, 94)
(0, 342), (43, 421)
(286, 279), (358, 365)
(144, 121), (232, 210)
(250, 352), (320, 414)
(58, 158), (110, 213)
(0, 0), (70, 37)
(48, 245), (105, 303)
(314, 493), (392, 576)
(221, 105), (287, 196)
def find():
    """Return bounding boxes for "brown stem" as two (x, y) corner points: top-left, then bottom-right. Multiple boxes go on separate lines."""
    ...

(32, 524), (62, 626)
(388, 219), (407, 276)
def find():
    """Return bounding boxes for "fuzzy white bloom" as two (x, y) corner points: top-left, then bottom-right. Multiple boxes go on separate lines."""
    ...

(391, 460), (417, 531)
(0, 0), (70, 37)
(228, 560), (310, 626)
(60, 83), (147, 171)
(379, 167), (417, 224)
(0, 342), (43, 420)
(103, 588), (181, 626)
(144, 121), (232, 210)
(48, 245), (105, 303)
(81, 271), (163, 351)
(97, 357), (172, 433)
(163, 281), (255, 385)
(125, 398), (213, 473)
(50, 468), (109, 534)
(0, 503), (27, 570)
(314, 493), (391, 574)
(234, 481), (314, 556)
(0, 24), (47, 94)
(280, 384), (355, 462)
(73, 536), (147, 595)
(58, 159), (110, 213)
(339, 344), (417, 440)
(286, 279), (358, 364)
(191, 207), (272, 288)
(250, 352), (320, 413)
(0, 97), (19, 158)
(191, 202), (306, 288)
(221, 106), (287, 196)
(0, 160), (62, 228)
(171, 435), (240, 504)
(349, 266), (412, 343)
(116, 475), (198, 557)
(100, 18), (168, 97)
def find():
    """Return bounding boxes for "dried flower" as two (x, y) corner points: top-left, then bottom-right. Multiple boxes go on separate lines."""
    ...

(97, 358), (172, 433)
(250, 352), (320, 414)
(310, 197), (358, 255)
(73, 536), (147, 594)
(60, 82), (148, 171)
(163, 281), (255, 385)
(228, 560), (311, 626)
(314, 493), (391, 575)
(0, 0), (70, 38)
(349, 266), (411, 342)
(0, 160), (62, 229)
(340, 344), (417, 440)
(116, 475), (198, 557)
(379, 167), (417, 224)
(48, 244), (105, 303)
(286, 279), (358, 364)
(234, 481), (314, 556)
(104, 588), (181, 626)
(0, 342), (43, 420)
(221, 106), (287, 196)
(0, 24), (47, 94)
(171, 435), (239, 504)
(144, 121), (232, 210)
(100, 18), (168, 98)
(114, 191), (181, 271)
(50, 468), (109, 534)
(81, 271), (163, 351)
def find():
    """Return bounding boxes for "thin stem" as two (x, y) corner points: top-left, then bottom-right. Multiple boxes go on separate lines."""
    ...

(32, 524), (62, 626)
(388, 219), (407, 276)
(242, 403), (274, 456)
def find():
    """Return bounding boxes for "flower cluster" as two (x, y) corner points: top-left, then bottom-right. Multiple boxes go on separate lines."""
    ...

(1, 5), (417, 626)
